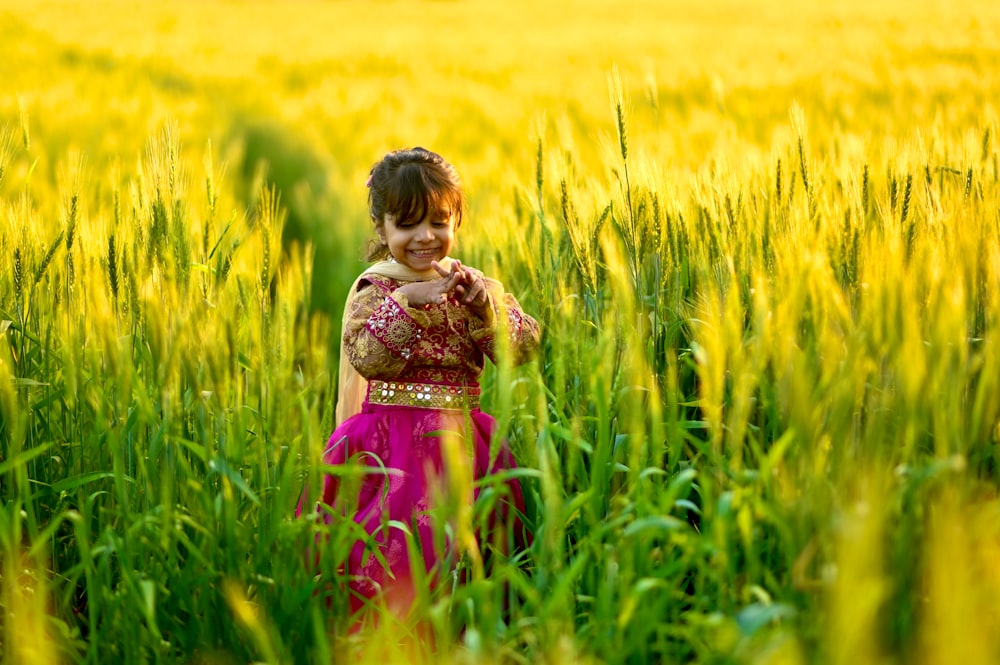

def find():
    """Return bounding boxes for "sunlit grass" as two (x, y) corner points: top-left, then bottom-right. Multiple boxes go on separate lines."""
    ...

(3, 0), (1000, 663)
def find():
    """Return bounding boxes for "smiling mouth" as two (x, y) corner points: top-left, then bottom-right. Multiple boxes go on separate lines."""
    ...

(409, 248), (439, 256)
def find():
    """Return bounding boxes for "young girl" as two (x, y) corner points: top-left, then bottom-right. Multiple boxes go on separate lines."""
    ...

(302, 147), (540, 624)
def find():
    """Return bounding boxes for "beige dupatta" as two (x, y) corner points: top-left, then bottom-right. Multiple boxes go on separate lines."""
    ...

(334, 257), (456, 426)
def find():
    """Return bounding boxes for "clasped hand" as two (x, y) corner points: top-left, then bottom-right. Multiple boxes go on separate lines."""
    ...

(399, 260), (490, 318)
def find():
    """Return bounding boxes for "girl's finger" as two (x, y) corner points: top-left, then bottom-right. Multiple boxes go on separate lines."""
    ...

(431, 260), (450, 278)
(464, 279), (484, 304)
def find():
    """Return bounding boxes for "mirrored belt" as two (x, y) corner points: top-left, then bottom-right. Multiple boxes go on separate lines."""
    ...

(366, 380), (481, 410)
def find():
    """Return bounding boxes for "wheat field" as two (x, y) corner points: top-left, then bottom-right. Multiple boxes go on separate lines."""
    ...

(2, 0), (1000, 663)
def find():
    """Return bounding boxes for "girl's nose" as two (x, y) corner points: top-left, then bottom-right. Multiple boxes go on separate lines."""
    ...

(418, 224), (434, 240)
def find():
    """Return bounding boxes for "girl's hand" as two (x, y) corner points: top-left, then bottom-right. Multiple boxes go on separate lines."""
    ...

(434, 260), (491, 319)
(398, 268), (462, 307)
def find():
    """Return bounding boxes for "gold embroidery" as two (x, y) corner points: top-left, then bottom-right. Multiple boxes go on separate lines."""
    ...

(367, 380), (481, 410)
(344, 275), (540, 383)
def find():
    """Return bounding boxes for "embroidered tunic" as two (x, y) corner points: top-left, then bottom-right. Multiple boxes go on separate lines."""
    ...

(306, 269), (539, 617)
(344, 274), (540, 388)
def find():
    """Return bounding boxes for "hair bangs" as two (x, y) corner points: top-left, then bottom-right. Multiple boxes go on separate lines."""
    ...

(385, 162), (463, 227)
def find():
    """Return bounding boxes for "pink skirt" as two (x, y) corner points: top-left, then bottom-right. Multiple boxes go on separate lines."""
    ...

(301, 400), (528, 616)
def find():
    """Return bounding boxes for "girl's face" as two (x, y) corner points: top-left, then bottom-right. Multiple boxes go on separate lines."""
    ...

(378, 209), (456, 271)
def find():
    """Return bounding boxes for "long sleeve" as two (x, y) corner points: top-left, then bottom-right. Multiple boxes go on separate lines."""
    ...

(342, 272), (539, 388)
(342, 280), (431, 379)
(467, 278), (541, 366)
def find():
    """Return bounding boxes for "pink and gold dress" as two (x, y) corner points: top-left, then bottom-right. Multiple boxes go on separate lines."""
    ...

(303, 259), (540, 616)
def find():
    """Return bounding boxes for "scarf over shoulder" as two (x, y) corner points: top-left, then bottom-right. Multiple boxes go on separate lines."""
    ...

(334, 257), (456, 426)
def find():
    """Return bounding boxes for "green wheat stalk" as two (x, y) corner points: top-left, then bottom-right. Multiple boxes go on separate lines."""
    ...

(64, 193), (78, 296)
(900, 173), (912, 224)
(861, 163), (870, 217)
(775, 158), (783, 203)
(33, 229), (64, 287)
(17, 95), (30, 150)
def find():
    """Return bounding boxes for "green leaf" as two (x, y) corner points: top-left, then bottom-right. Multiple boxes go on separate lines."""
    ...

(52, 471), (127, 494)
(735, 602), (796, 636)
(13, 377), (49, 387)
(618, 577), (669, 628)
(209, 456), (260, 506)
(0, 443), (52, 475)
(623, 515), (686, 537)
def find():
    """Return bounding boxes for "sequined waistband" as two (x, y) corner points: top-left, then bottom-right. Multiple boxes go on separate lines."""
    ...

(366, 380), (481, 410)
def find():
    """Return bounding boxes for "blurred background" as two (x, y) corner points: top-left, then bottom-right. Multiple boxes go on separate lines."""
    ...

(4, 0), (996, 313)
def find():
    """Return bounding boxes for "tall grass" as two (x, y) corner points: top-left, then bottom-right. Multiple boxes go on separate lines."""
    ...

(469, 100), (1000, 663)
(1, 125), (335, 663)
(4, 106), (1000, 664)
(3, 1), (1000, 663)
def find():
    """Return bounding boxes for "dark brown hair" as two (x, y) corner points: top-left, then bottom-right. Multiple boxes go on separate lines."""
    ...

(366, 147), (464, 261)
